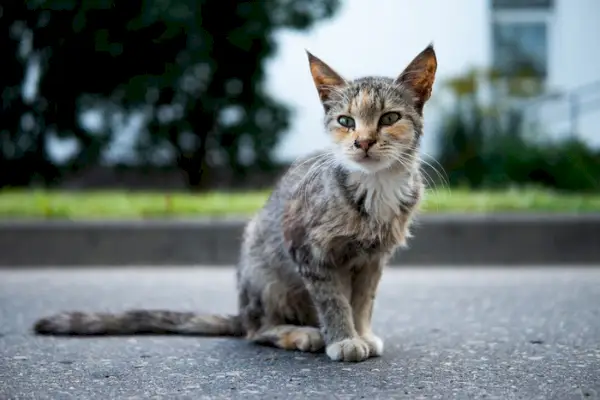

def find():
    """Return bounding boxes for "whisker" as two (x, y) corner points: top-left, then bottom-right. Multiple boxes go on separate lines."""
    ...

(401, 150), (449, 194)
(419, 150), (450, 188)
(391, 149), (449, 212)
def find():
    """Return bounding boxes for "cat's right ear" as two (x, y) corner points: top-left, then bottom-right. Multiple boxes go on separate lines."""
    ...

(306, 50), (347, 106)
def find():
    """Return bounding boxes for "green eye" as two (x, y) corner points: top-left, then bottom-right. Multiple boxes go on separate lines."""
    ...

(337, 116), (355, 128)
(379, 112), (401, 126)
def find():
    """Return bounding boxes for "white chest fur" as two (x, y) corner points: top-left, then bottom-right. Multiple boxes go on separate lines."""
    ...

(350, 168), (415, 222)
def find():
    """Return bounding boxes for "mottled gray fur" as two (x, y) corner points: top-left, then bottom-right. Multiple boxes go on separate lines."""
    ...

(34, 44), (438, 363)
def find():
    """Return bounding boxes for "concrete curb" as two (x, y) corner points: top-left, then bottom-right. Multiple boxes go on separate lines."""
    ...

(1, 214), (599, 267)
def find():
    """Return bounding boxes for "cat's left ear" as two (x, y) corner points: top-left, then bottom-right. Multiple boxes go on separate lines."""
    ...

(395, 44), (438, 114)
(306, 50), (347, 107)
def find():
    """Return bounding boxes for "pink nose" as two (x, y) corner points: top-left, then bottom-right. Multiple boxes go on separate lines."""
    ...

(354, 139), (376, 151)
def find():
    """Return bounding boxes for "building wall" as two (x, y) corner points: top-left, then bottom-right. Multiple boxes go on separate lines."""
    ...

(545, 0), (600, 146)
(550, 0), (600, 89)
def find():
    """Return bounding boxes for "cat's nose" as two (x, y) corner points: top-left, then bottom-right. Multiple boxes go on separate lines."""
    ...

(354, 139), (376, 151)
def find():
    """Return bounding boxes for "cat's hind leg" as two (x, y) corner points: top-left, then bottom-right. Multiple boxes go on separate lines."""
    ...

(250, 325), (325, 353)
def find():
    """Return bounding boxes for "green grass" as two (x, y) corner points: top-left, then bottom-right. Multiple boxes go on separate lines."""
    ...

(0, 188), (599, 219)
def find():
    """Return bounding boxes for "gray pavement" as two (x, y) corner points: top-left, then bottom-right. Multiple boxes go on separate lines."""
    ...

(1, 266), (599, 400)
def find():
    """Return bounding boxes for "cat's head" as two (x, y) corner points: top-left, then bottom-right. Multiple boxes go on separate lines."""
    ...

(307, 44), (437, 174)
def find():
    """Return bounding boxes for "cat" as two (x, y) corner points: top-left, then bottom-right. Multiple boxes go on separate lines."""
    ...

(33, 43), (438, 363)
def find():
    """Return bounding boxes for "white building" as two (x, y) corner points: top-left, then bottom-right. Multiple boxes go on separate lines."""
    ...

(268, 0), (600, 162)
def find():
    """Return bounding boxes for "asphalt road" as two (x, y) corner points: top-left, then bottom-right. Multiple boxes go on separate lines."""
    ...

(1, 267), (599, 400)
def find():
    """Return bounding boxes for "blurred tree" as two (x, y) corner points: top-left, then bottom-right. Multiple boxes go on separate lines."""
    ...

(0, 0), (341, 188)
(0, 2), (58, 187)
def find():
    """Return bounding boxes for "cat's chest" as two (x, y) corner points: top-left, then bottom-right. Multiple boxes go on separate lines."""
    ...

(357, 180), (415, 221)
(350, 180), (421, 249)
(329, 216), (406, 266)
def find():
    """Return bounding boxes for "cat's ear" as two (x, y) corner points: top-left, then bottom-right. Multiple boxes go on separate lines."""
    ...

(306, 50), (347, 106)
(395, 44), (437, 114)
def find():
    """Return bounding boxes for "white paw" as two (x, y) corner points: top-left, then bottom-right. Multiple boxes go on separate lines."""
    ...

(326, 337), (370, 362)
(361, 333), (384, 357)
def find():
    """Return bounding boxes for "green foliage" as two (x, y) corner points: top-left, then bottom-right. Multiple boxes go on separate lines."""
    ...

(437, 71), (600, 192)
(0, 0), (341, 188)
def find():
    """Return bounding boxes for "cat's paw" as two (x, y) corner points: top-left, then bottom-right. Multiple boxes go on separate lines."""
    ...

(361, 333), (384, 357)
(325, 337), (370, 362)
(292, 327), (325, 352)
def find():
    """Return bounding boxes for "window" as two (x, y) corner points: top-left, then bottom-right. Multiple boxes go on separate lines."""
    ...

(492, 21), (548, 78)
(491, 2), (553, 81)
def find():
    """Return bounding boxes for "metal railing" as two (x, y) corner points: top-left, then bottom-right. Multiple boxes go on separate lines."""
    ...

(524, 80), (600, 135)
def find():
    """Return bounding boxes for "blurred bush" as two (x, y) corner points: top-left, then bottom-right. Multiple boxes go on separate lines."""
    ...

(436, 69), (600, 192)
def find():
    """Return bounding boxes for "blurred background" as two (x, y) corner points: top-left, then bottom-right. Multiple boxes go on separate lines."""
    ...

(1, 0), (600, 218)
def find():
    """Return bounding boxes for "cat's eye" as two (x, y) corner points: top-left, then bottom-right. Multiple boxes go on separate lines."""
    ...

(379, 112), (401, 126)
(337, 116), (355, 129)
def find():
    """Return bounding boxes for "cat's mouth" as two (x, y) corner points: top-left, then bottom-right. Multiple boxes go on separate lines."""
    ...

(343, 150), (388, 171)
(351, 153), (386, 171)
(355, 153), (379, 162)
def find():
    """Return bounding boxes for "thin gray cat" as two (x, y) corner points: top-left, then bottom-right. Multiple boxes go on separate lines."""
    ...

(34, 44), (438, 363)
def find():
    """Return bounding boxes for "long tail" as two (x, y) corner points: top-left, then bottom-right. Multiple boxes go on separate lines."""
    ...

(33, 310), (244, 337)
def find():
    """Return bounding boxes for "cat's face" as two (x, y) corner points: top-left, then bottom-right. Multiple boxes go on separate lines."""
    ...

(308, 45), (437, 173)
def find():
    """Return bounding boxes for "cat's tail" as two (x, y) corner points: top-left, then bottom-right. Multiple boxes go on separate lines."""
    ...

(33, 310), (244, 337)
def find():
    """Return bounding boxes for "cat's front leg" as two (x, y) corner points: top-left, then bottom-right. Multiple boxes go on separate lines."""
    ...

(351, 261), (384, 357)
(298, 264), (370, 362)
